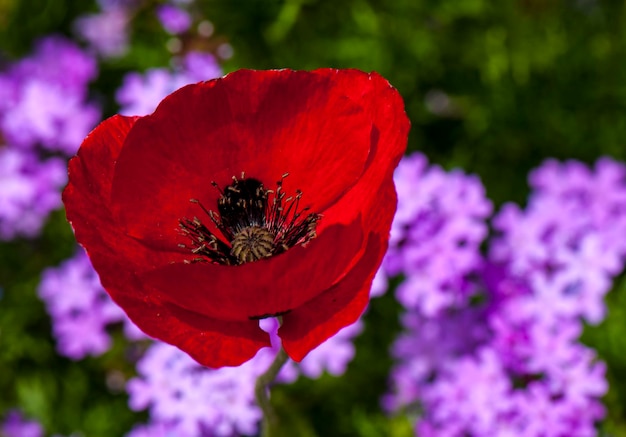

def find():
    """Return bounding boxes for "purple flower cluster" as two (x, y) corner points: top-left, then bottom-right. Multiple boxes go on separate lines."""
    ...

(0, 37), (99, 240)
(491, 157), (626, 325)
(127, 341), (267, 437)
(1, 410), (43, 437)
(0, 148), (66, 239)
(75, 0), (219, 58)
(0, 37), (99, 155)
(127, 318), (362, 436)
(157, 4), (193, 35)
(116, 51), (222, 116)
(38, 249), (144, 359)
(382, 153), (492, 314)
(385, 154), (624, 436)
(74, 6), (130, 58)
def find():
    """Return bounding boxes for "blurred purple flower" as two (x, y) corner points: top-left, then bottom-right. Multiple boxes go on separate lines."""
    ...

(3, 80), (100, 155)
(385, 155), (622, 436)
(127, 318), (363, 436)
(0, 147), (66, 240)
(491, 157), (626, 325)
(126, 421), (177, 437)
(38, 249), (145, 359)
(1, 410), (43, 437)
(418, 347), (513, 436)
(127, 341), (270, 436)
(116, 70), (175, 117)
(183, 51), (222, 80)
(0, 37), (99, 155)
(415, 341), (606, 436)
(0, 36), (98, 240)
(385, 152), (492, 315)
(6, 37), (97, 91)
(74, 7), (130, 58)
(383, 307), (489, 412)
(157, 4), (192, 35)
(116, 51), (222, 116)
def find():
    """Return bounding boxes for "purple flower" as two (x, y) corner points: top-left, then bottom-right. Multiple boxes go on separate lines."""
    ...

(385, 153), (492, 316)
(383, 307), (489, 412)
(156, 4), (192, 35)
(418, 347), (513, 436)
(492, 157), (626, 325)
(126, 421), (177, 437)
(115, 70), (176, 117)
(127, 342), (266, 436)
(0, 147), (66, 240)
(413, 336), (606, 436)
(385, 155), (621, 436)
(74, 8), (130, 58)
(0, 36), (100, 155)
(38, 249), (144, 359)
(182, 51), (222, 81)
(1, 410), (43, 437)
(116, 52), (222, 116)
(127, 318), (363, 436)
(3, 79), (100, 155)
(7, 37), (97, 91)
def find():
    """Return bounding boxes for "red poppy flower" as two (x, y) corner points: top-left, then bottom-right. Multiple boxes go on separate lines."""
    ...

(63, 69), (409, 368)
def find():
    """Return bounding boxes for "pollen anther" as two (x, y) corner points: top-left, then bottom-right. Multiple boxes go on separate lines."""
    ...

(231, 226), (275, 263)
(178, 173), (321, 265)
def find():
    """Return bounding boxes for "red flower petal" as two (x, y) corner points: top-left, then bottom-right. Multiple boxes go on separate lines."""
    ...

(110, 69), (373, 249)
(109, 283), (269, 368)
(278, 181), (398, 360)
(316, 70), (410, 231)
(94, 257), (270, 367)
(279, 234), (383, 362)
(142, 220), (364, 321)
(63, 115), (270, 367)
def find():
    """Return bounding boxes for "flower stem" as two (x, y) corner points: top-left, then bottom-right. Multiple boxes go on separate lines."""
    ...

(255, 346), (289, 437)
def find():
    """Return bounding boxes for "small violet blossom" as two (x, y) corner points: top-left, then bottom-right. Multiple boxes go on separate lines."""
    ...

(0, 36), (99, 155)
(0, 148), (66, 240)
(127, 342), (267, 437)
(384, 152), (492, 315)
(0, 37), (98, 240)
(116, 51), (222, 116)
(38, 249), (144, 359)
(1, 410), (43, 437)
(74, 7), (130, 58)
(156, 4), (192, 35)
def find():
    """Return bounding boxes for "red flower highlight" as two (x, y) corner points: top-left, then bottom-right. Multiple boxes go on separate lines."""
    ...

(63, 69), (409, 368)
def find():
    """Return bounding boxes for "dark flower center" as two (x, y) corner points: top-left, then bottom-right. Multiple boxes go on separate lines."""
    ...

(178, 173), (321, 265)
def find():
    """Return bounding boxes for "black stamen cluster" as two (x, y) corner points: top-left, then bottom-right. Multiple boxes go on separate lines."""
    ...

(178, 174), (321, 265)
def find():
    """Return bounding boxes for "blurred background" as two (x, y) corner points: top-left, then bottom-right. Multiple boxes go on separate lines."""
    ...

(1, 0), (626, 436)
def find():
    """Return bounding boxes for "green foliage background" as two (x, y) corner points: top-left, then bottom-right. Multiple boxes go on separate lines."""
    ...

(1, 0), (626, 436)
